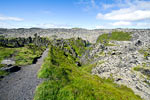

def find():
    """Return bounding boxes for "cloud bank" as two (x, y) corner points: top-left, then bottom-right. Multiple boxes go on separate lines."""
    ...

(0, 15), (23, 21)
(96, 0), (150, 28)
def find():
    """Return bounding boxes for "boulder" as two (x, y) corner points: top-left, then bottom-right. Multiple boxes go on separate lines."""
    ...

(1, 59), (15, 65)
(135, 40), (142, 46)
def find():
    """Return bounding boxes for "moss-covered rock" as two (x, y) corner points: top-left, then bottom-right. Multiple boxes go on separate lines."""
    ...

(96, 31), (132, 45)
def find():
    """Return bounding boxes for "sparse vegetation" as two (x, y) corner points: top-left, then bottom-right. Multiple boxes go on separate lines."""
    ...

(133, 65), (142, 71)
(139, 48), (150, 59)
(0, 47), (15, 73)
(0, 45), (46, 77)
(0, 44), (46, 66)
(144, 80), (150, 86)
(0, 70), (8, 77)
(133, 64), (150, 78)
(68, 38), (89, 57)
(0, 47), (14, 76)
(0, 47), (15, 64)
(81, 61), (104, 73)
(15, 44), (46, 66)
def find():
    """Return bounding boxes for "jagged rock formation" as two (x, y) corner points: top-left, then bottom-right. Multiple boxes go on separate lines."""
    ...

(0, 34), (49, 47)
(80, 31), (150, 100)
(91, 42), (150, 100)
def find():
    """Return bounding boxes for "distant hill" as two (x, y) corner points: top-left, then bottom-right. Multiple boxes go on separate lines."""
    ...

(0, 28), (150, 43)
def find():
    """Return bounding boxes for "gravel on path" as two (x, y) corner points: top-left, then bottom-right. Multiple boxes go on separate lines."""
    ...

(0, 48), (49, 100)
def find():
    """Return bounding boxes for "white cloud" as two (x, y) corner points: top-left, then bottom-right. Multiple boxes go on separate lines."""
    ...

(0, 22), (13, 28)
(35, 23), (72, 28)
(111, 21), (132, 26)
(136, 22), (150, 28)
(0, 16), (23, 21)
(131, 0), (150, 10)
(97, 0), (150, 22)
(102, 4), (115, 9)
(95, 21), (132, 29)
(106, 0), (150, 10)
(95, 25), (106, 29)
(91, 0), (98, 9)
(0, 22), (34, 29)
(77, 0), (99, 11)
(0, 22), (73, 29)
(97, 9), (150, 21)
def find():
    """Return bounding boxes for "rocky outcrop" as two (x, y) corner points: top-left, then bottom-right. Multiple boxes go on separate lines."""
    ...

(1, 59), (15, 65)
(1, 66), (20, 73)
(88, 41), (150, 100)
(0, 34), (49, 48)
(52, 38), (88, 58)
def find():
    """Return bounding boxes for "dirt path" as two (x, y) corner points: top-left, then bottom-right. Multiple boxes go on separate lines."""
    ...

(0, 48), (49, 100)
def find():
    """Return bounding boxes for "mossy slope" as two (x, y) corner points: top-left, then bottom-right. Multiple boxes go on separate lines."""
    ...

(34, 39), (141, 100)
(96, 31), (132, 45)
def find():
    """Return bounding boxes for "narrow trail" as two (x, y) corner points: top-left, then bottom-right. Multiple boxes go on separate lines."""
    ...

(0, 48), (49, 100)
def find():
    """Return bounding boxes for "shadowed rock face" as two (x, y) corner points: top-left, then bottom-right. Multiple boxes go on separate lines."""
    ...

(1, 66), (21, 73)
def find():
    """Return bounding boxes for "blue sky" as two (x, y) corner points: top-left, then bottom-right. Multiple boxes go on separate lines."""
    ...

(0, 0), (150, 29)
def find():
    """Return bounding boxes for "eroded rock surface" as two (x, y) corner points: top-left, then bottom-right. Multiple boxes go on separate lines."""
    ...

(87, 41), (150, 100)
(79, 30), (150, 100)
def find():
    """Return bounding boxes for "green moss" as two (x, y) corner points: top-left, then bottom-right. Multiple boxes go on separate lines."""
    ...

(81, 63), (97, 73)
(0, 47), (14, 76)
(0, 47), (15, 63)
(133, 64), (150, 78)
(0, 44), (46, 67)
(110, 31), (132, 41)
(99, 51), (105, 56)
(34, 43), (142, 100)
(81, 61), (104, 73)
(143, 80), (150, 86)
(68, 38), (87, 57)
(0, 64), (5, 68)
(133, 65), (142, 71)
(0, 70), (8, 76)
(139, 48), (150, 59)
(14, 44), (46, 66)
(133, 64), (149, 71)
(96, 31), (132, 44)
(96, 33), (109, 44)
